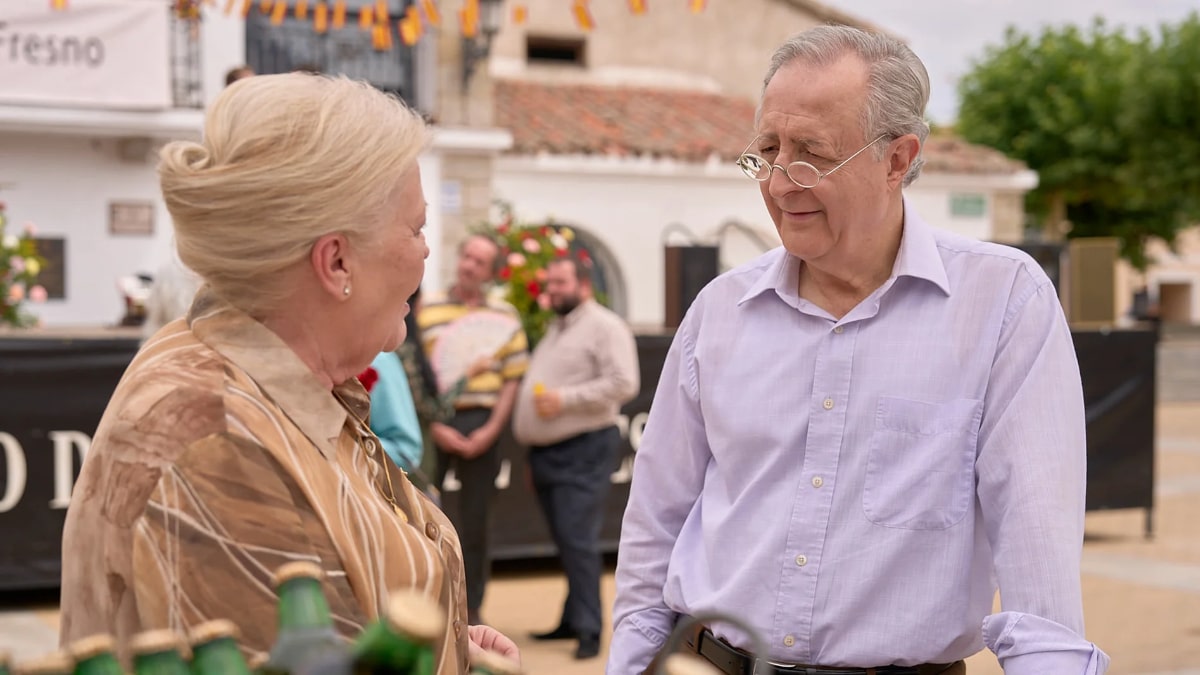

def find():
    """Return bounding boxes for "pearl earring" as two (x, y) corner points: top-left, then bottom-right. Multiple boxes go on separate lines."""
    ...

(343, 286), (351, 297)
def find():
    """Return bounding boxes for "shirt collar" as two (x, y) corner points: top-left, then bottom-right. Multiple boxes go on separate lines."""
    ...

(186, 288), (365, 459)
(893, 198), (952, 296)
(738, 198), (951, 306)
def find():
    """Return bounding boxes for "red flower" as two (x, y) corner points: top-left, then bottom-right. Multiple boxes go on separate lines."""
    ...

(526, 280), (541, 297)
(357, 366), (379, 392)
(555, 247), (569, 257)
(540, 226), (551, 236)
(499, 267), (512, 280)
(497, 224), (510, 235)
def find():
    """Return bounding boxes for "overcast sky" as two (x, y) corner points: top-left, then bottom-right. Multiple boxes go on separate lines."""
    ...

(819, 0), (1199, 123)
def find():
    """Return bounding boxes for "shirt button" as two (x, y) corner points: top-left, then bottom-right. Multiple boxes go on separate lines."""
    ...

(795, 554), (807, 567)
(833, 325), (844, 334)
(453, 619), (463, 637)
(425, 522), (439, 540)
(363, 438), (377, 455)
(811, 476), (824, 488)
(822, 398), (834, 410)
(783, 635), (796, 647)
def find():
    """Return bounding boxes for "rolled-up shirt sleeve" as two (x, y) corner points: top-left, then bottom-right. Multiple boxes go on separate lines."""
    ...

(608, 309), (711, 674)
(975, 278), (1109, 673)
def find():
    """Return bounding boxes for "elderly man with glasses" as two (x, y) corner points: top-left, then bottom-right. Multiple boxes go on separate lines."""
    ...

(609, 25), (1109, 675)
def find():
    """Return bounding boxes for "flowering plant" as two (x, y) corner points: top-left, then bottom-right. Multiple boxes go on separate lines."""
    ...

(478, 205), (593, 347)
(0, 201), (49, 329)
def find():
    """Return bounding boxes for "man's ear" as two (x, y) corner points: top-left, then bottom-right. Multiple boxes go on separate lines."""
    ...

(886, 135), (921, 189)
(311, 232), (352, 300)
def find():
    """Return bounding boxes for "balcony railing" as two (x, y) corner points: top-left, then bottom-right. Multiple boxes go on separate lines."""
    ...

(245, 1), (417, 105)
(171, 14), (205, 109)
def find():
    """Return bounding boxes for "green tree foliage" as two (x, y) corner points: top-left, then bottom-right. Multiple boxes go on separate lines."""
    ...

(957, 13), (1200, 269)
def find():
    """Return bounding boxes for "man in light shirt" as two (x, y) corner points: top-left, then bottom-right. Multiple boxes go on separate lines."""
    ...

(609, 25), (1108, 675)
(513, 255), (639, 661)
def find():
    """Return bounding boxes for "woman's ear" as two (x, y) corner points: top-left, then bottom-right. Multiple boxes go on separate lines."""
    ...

(311, 232), (352, 299)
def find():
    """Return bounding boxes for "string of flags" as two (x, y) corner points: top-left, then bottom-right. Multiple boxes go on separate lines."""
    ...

(47, 0), (710, 50)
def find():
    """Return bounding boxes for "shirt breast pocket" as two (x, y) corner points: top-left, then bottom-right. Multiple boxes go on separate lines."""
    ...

(863, 395), (983, 530)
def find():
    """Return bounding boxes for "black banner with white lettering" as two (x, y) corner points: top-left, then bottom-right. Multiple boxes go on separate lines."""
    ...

(0, 335), (141, 591)
(0, 327), (1157, 590)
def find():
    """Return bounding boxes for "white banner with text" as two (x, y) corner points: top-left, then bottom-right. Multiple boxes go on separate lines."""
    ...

(0, 0), (171, 109)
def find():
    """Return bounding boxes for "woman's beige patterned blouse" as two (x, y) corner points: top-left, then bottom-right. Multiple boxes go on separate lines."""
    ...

(59, 289), (469, 673)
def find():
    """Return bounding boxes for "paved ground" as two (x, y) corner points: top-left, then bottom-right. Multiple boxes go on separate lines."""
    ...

(4, 403), (1199, 674)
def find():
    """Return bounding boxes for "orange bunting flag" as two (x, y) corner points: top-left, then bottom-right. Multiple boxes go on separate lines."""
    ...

(270, 0), (288, 25)
(688, 0), (705, 13)
(399, 17), (419, 45)
(420, 0), (441, 27)
(371, 23), (392, 50)
(399, 5), (423, 44)
(294, 0), (308, 20)
(375, 0), (389, 23)
(50, 0), (67, 9)
(259, 0), (271, 13)
(512, 4), (527, 25)
(332, 0), (347, 28)
(241, 0), (253, 17)
(223, 0), (237, 15)
(359, 5), (374, 29)
(459, 0), (479, 39)
(572, 0), (594, 31)
(628, 0), (647, 15)
(314, 1), (329, 32)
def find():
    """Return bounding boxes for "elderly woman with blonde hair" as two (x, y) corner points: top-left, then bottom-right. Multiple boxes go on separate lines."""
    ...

(59, 73), (519, 672)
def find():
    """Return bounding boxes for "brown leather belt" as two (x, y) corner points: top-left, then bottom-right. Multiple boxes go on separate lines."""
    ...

(656, 622), (961, 675)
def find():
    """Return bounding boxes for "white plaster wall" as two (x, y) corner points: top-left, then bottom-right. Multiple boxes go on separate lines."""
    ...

(902, 187), (992, 242)
(493, 158), (770, 327)
(494, 157), (1018, 327)
(1, 133), (175, 326)
(200, 9), (249, 106)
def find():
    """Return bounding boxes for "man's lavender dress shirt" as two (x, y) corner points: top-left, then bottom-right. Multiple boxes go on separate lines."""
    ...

(608, 202), (1109, 674)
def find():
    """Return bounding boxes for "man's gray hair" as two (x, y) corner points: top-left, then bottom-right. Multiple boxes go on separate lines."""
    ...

(761, 25), (930, 187)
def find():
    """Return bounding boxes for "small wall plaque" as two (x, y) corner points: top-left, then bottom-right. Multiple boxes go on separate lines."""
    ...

(109, 201), (155, 236)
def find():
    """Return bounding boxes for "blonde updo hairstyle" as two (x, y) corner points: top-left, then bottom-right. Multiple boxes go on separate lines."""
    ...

(158, 73), (430, 317)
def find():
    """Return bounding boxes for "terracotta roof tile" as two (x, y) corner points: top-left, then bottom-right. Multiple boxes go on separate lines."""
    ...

(494, 79), (1028, 175)
(495, 79), (756, 162)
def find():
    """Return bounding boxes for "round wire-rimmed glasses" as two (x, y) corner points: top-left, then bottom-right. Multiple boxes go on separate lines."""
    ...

(735, 134), (888, 188)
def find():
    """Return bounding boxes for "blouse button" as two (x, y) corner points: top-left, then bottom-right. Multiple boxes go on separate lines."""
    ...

(425, 522), (439, 540)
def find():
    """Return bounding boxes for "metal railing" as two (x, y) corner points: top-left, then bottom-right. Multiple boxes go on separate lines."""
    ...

(170, 14), (205, 109)
(244, 2), (417, 104)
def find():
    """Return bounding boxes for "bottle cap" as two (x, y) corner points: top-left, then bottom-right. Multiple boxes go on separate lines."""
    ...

(470, 650), (523, 675)
(67, 634), (116, 661)
(189, 619), (240, 646)
(129, 629), (183, 655)
(662, 653), (724, 675)
(384, 589), (445, 643)
(14, 651), (73, 675)
(272, 561), (324, 587)
(247, 652), (269, 670)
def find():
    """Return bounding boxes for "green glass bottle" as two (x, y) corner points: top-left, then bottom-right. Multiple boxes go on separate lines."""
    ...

(188, 620), (252, 675)
(261, 561), (350, 675)
(13, 652), (74, 675)
(351, 589), (444, 675)
(129, 630), (191, 675)
(467, 650), (522, 675)
(67, 635), (125, 675)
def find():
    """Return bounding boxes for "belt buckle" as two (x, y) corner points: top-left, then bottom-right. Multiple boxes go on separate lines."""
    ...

(750, 656), (800, 674)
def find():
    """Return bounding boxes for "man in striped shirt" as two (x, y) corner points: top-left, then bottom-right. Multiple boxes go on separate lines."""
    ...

(419, 234), (529, 625)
